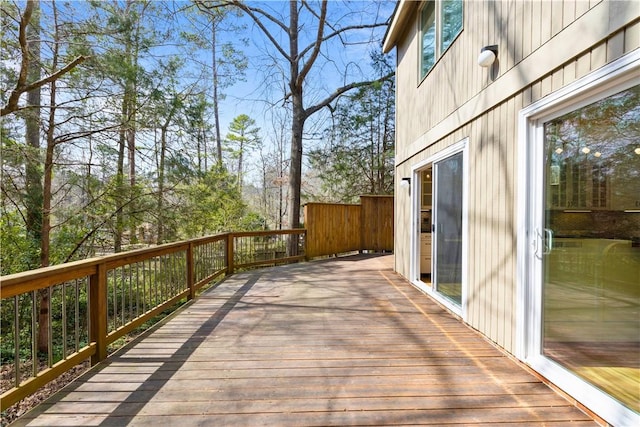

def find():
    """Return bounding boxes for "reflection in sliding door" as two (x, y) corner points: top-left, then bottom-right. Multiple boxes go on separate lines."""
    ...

(433, 152), (463, 306)
(541, 85), (640, 413)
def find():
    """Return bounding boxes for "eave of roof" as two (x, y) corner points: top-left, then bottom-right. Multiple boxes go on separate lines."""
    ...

(382, 0), (419, 53)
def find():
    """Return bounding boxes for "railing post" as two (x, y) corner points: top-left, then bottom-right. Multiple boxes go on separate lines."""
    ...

(226, 233), (234, 275)
(303, 230), (309, 261)
(89, 262), (107, 365)
(186, 242), (195, 300)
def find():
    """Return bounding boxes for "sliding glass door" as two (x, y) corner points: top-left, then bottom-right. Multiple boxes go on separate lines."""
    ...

(433, 152), (464, 306)
(524, 77), (639, 425)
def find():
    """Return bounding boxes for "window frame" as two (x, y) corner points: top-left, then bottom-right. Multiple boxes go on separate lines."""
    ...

(419, 0), (464, 82)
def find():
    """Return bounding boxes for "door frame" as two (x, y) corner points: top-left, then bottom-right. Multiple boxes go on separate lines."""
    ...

(410, 138), (469, 319)
(516, 51), (639, 426)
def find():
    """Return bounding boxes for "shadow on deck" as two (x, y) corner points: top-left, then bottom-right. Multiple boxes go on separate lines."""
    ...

(13, 254), (596, 426)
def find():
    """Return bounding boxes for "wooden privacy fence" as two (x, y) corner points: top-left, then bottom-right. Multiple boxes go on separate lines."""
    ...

(304, 195), (394, 258)
(0, 229), (305, 410)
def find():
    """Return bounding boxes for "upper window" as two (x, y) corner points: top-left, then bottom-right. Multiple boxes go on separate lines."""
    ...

(420, 0), (463, 80)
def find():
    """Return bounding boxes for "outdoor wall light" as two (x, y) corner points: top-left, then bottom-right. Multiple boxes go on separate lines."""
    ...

(478, 45), (498, 67)
(400, 177), (411, 188)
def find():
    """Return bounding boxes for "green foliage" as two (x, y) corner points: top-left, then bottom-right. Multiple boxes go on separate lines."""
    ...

(309, 53), (395, 203)
(224, 114), (261, 189)
(176, 165), (263, 237)
(0, 210), (37, 276)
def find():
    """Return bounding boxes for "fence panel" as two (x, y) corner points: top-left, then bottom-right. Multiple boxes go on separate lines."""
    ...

(304, 197), (394, 258)
(304, 203), (361, 258)
(360, 195), (394, 252)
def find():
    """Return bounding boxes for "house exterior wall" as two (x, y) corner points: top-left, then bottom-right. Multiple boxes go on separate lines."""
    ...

(391, 0), (639, 354)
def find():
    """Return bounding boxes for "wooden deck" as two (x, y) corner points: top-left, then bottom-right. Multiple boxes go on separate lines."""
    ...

(13, 255), (598, 426)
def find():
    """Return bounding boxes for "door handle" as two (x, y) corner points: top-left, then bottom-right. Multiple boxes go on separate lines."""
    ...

(543, 228), (554, 255)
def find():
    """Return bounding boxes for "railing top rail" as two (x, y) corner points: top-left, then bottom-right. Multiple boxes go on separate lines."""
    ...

(231, 229), (306, 237)
(1, 229), (306, 295)
(303, 202), (361, 207)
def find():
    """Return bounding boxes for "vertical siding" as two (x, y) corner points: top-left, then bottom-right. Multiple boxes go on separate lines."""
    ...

(624, 20), (640, 52)
(394, 0), (639, 354)
(394, 0), (612, 148)
(465, 32), (635, 352)
(608, 30), (626, 62)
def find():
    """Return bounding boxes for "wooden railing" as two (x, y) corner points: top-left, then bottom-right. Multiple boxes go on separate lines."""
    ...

(0, 229), (306, 410)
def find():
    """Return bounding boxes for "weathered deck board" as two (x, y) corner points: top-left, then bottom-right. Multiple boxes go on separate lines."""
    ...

(13, 255), (597, 426)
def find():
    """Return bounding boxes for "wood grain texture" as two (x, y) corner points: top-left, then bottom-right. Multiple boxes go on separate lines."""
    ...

(13, 255), (596, 426)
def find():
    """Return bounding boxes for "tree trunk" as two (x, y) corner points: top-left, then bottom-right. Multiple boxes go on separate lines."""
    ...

(288, 97), (304, 231)
(287, 0), (302, 228)
(128, 24), (139, 244)
(156, 126), (167, 244)
(24, 11), (42, 268)
(212, 21), (222, 166)
(22, 0), (48, 354)
(115, 112), (126, 253)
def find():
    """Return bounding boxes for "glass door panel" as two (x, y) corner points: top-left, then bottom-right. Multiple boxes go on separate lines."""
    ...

(541, 85), (640, 412)
(433, 152), (463, 305)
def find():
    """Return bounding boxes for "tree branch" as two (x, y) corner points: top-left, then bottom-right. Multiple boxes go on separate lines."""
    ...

(296, 0), (327, 87)
(1, 1), (90, 118)
(304, 71), (394, 119)
(195, 0), (291, 61)
(298, 21), (388, 60)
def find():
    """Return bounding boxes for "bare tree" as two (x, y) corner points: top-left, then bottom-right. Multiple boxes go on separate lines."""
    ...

(195, 1), (393, 251)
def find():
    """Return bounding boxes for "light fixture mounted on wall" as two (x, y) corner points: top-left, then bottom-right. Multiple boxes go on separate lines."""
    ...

(400, 177), (411, 188)
(478, 45), (498, 67)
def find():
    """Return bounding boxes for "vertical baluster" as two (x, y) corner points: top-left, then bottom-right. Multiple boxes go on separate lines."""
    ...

(62, 282), (67, 359)
(195, 245), (199, 283)
(135, 262), (140, 318)
(143, 258), (148, 314)
(168, 254), (173, 297)
(174, 253), (179, 296)
(202, 243), (206, 279)
(48, 286), (53, 368)
(75, 279), (80, 353)
(128, 263), (133, 324)
(159, 255), (164, 304)
(167, 254), (171, 300)
(31, 291), (37, 378)
(14, 295), (20, 388)
(121, 267), (125, 328)
(166, 254), (171, 298)
(198, 244), (201, 283)
(171, 254), (175, 297)
(111, 269), (117, 331)
(216, 240), (220, 270)
(154, 256), (159, 308)
(86, 277), (91, 350)
(174, 253), (178, 296)
(177, 252), (181, 295)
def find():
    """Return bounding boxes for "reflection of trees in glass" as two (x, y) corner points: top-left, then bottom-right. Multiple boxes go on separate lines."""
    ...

(545, 85), (640, 210)
(421, 3), (436, 77)
(420, 1), (463, 78)
(441, 0), (463, 52)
